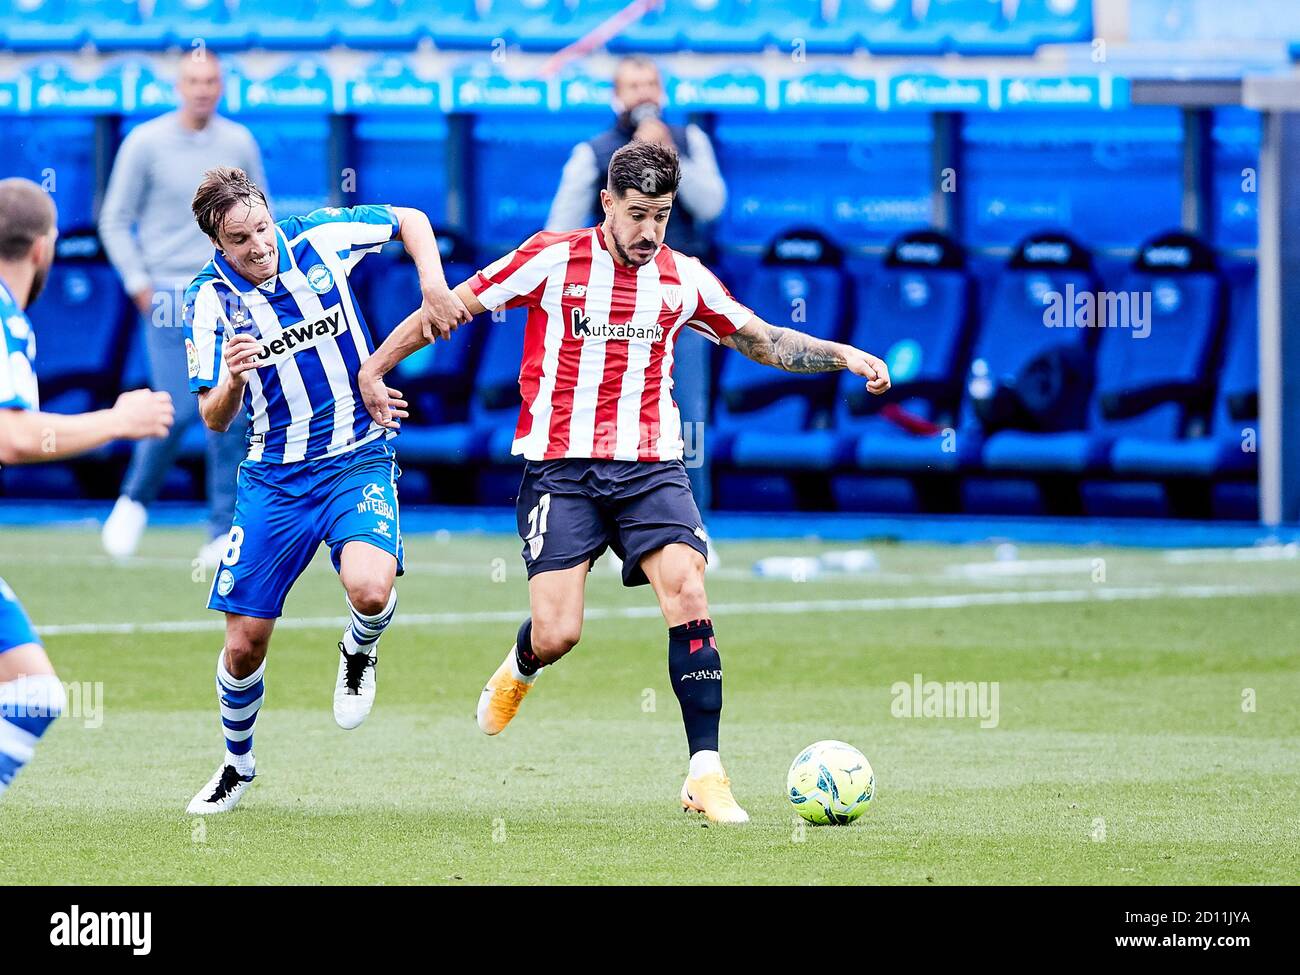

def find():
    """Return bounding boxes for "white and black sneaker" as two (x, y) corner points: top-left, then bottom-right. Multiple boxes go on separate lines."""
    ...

(186, 764), (254, 815)
(333, 640), (377, 730)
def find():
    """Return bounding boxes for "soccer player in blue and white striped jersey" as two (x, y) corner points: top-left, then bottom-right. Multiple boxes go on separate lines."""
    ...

(0, 178), (174, 803)
(182, 167), (468, 814)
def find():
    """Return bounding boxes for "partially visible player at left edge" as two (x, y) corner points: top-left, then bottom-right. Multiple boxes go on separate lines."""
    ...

(0, 177), (175, 801)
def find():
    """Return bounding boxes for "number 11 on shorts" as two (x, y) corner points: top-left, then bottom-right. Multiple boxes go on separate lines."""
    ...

(525, 493), (551, 558)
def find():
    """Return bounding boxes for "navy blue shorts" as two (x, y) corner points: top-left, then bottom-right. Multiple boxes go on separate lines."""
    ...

(516, 459), (708, 588)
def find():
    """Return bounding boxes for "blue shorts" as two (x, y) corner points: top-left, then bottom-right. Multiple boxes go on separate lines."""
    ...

(0, 576), (41, 654)
(209, 438), (405, 619)
(516, 459), (708, 588)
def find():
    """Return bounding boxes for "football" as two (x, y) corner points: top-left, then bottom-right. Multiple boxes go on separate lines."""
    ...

(787, 740), (875, 825)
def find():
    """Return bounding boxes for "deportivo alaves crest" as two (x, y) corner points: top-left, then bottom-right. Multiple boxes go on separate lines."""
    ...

(568, 306), (665, 342)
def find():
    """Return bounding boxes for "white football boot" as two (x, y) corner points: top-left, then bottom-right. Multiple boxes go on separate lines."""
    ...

(333, 639), (377, 730)
(186, 763), (255, 815)
(102, 496), (147, 560)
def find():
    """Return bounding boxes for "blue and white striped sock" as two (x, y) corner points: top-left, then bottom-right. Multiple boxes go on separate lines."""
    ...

(217, 649), (264, 777)
(0, 674), (66, 799)
(342, 589), (397, 655)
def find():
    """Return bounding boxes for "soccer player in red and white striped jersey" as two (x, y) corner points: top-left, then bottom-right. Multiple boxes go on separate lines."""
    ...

(360, 142), (891, 823)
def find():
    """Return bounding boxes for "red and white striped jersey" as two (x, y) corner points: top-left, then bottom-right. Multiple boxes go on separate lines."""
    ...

(468, 226), (753, 462)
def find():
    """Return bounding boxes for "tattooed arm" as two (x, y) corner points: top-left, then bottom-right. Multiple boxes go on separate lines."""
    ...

(720, 317), (892, 394)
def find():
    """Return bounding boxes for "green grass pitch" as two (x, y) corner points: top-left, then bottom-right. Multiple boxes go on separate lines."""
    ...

(1, 526), (1296, 885)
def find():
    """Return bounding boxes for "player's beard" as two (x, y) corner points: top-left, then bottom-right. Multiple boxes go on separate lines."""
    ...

(614, 234), (658, 267)
(28, 260), (49, 305)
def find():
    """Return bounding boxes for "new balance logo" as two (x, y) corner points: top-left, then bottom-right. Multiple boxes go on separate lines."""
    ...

(563, 283), (587, 298)
(569, 306), (664, 342)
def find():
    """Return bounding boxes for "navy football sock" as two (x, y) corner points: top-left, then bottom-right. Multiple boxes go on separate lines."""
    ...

(514, 618), (544, 676)
(668, 618), (722, 756)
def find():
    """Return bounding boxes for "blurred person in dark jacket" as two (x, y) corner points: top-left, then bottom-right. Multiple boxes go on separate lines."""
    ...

(546, 56), (725, 258)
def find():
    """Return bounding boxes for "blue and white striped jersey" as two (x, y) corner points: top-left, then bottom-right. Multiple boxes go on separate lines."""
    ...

(184, 204), (400, 464)
(0, 277), (38, 414)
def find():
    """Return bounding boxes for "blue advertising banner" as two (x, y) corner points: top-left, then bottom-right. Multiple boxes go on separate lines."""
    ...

(345, 57), (439, 113)
(888, 73), (990, 110)
(451, 70), (547, 111)
(668, 71), (767, 110)
(237, 59), (333, 114)
(999, 74), (1129, 110)
(27, 61), (123, 114)
(778, 71), (877, 111)
(558, 74), (614, 111)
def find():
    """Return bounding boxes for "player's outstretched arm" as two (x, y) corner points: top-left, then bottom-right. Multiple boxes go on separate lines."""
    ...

(392, 207), (472, 342)
(720, 317), (891, 395)
(0, 389), (173, 465)
(357, 282), (484, 429)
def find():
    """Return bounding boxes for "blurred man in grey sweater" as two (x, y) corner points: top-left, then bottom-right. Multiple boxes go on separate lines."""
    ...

(99, 52), (266, 566)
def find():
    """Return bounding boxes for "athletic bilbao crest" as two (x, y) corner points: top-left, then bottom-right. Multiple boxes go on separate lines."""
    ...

(661, 284), (682, 310)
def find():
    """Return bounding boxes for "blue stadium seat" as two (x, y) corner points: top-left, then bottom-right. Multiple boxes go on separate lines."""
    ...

(750, 0), (857, 54)
(847, 0), (947, 55)
(829, 231), (972, 511)
(248, 0), (336, 48)
(714, 113), (933, 250)
(570, 0), (686, 53)
(397, 309), (527, 467)
(0, 0), (87, 51)
(350, 113), (449, 224)
(469, 0), (569, 51)
(10, 117), (99, 231)
(64, 0), (144, 50)
(414, 0), (511, 50)
(955, 0), (1090, 54)
(1110, 274), (1257, 481)
(319, 0), (423, 47)
(962, 232), (1097, 454)
(24, 231), (129, 418)
(1007, 0), (1092, 45)
(124, 0), (252, 51)
(710, 230), (847, 508)
(947, 232), (1097, 513)
(981, 232), (1224, 486)
(674, 0), (792, 54)
(614, 0), (747, 54)
(363, 236), (484, 429)
(241, 114), (333, 216)
(470, 113), (607, 252)
(929, 0), (1005, 52)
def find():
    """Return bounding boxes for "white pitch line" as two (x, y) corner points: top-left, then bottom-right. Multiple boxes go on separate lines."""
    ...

(944, 557), (1101, 578)
(32, 582), (1293, 637)
(2, 552), (966, 585)
(1163, 544), (1300, 564)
